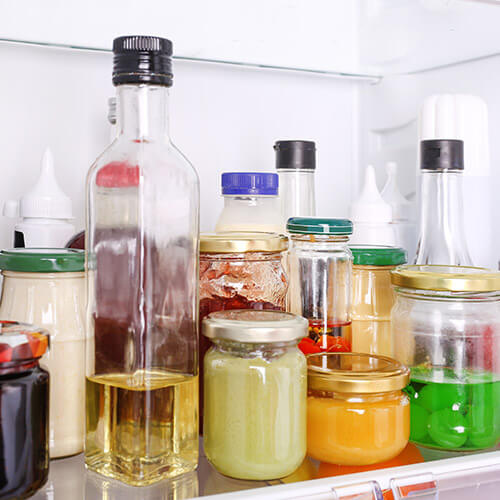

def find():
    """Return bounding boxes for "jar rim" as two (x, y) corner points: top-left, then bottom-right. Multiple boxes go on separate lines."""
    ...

(391, 265), (500, 292)
(202, 309), (307, 343)
(307, 352), (410, 393)
(200, 232), (288, 253)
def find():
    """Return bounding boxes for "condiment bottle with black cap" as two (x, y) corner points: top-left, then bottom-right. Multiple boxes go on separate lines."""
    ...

(274, 140), (316, 225)
(414, 139), (473, 265)
(85, 36), (199, 485)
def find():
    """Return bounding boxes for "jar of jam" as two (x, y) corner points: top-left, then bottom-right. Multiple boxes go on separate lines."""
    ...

(287, 217), (353, 355)
(0, 321), (49, 498)
(202, 310), (307, 480)
(391, 265), (500, 453)
(307, 352), (410, 465)
(350, 245), (407, 357)
(199, 232), (288, 424)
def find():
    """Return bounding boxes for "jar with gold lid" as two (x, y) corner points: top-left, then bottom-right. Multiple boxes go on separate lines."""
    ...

(307, 352), (410, 465)
(391, 265), (500, 452)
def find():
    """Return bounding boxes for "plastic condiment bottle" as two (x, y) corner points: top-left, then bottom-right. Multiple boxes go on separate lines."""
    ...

(350, 165), (396, 246)
(274, 140), (316, 225)
(3, 148), (75, 248)
(215, 172), (282, 232)
(381, 161), (416, 257)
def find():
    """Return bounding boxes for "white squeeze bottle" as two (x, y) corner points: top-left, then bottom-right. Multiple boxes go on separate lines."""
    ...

(3, 148), (75, 247)
(350, 165), (396, 246)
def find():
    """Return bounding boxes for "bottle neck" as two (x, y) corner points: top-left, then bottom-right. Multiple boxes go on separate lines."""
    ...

(116, 84), (170, 141)
(415, 170), (472, 265)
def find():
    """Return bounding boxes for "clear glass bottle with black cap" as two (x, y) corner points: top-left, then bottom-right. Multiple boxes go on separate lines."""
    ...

(274, 140), (316, 225)
(85, 36), (199, 485)
(414, 139), (472, 265)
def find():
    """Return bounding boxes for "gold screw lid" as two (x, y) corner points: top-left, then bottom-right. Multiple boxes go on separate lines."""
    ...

(308, 352), (410, 394)
(390, 265), (500, 292)
(200, 232), (288, 253)
(202, 309), (307, 343)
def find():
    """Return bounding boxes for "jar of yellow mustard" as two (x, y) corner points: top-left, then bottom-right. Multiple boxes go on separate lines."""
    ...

(307, 352), (410, 465)
(350, 246), (406, 357)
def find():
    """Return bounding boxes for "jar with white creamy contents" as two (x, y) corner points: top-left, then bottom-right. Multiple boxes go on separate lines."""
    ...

(0, 249), (86, 458)
(202, 309), (308, 480)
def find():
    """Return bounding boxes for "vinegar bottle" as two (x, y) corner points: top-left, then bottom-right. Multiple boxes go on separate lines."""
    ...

(85, 36), (199, 485)
(414, 139), (472, 265)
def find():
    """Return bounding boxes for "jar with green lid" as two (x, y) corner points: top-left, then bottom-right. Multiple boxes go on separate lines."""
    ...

(0, 248), (86, 458)
(351, 245), (406, 357)
(202, 309), (307, 480)
(287, 217), (353, 353)
(391, 265), (500, 453)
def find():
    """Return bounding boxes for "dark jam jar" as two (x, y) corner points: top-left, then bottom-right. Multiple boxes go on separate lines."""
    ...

(199, 232), (289, 428)
(0, 321), (49, 499)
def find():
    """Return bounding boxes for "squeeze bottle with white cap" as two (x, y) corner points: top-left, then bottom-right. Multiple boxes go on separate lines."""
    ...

(381, 161), (416, 258)
(350, 165), (396, 246)
(3, 148), (75, 247)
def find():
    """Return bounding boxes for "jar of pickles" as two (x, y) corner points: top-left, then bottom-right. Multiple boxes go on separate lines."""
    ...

(0, 321), (49, 499)
(202, 309), (307, 480)
(287, 217), (353, 354)
(391, 265), (500, 452)
(307, 352), (410, 465)
(351, 246), (406, 357)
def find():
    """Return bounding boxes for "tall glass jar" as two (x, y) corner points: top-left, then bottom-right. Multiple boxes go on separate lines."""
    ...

(0, 321), (49, 499)
(202, 310), (307, 480)
(350, 246), (406, 357)
(0, 249), (86, 458)
(199, 232), (288, 427)
(85, 36), (199, 485)
(391, 265), (500, 453)
(287, 217), (353, 354)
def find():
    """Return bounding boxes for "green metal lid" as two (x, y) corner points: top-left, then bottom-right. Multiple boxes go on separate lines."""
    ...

(0, 249), (85, 273)
(350, 245), (407, 266)
(287, 217), (353, 235)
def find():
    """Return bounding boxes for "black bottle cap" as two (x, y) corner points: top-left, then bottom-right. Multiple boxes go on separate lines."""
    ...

(274, 140), (316, 170)
(420, 139), (464, 171)
(112, 36), (173, 87)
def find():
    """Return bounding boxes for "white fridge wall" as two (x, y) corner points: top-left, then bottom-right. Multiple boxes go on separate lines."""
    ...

(0, 41), (359, 246)
(359, 55), (500, 268)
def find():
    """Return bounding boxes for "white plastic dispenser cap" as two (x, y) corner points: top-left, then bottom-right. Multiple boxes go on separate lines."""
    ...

(381, 161), (411, 221)
(4, 148), (73, 220)
(419, 94), (490, 176)
(351, 165), (392, 223)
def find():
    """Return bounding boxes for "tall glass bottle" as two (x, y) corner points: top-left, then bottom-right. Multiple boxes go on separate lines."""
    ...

(414, 139), (472, 266)
(85, 36), (199, 486)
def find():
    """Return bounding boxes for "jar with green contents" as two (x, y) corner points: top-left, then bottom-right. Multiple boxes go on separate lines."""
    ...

(391, 265), (500, 453)
(202, 309), (308, 480)
(351, 246), (406, 357)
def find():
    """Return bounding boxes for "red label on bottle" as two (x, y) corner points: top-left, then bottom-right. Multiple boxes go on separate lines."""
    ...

(96, 161), (140, 187)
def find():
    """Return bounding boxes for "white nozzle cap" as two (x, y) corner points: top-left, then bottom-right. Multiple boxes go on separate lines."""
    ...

(419, 94), (490, 176)
(4, 148), (73, 220)
(351, 165), (392, 223)
(381, 161), (411, 221)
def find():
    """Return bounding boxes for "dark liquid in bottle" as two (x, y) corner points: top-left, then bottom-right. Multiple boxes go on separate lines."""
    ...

(308, 319), (352, 349)
(0, 365), (49, 499)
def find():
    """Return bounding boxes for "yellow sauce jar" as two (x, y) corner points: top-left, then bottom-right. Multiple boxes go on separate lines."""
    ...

(350, 246), (406, 357)
(307, 352), (410, 465)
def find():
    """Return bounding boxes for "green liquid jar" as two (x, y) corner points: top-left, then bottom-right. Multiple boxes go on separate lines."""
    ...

(202, 310), (308, 480)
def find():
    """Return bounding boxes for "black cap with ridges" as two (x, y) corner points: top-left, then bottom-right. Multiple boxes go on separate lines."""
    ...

(420, 139), (464, 171)
(274, 140), (316, 170)
(112, 36), (173, 87)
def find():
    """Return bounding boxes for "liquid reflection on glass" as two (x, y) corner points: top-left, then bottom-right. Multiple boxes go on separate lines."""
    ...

(85, 469), (198, 500)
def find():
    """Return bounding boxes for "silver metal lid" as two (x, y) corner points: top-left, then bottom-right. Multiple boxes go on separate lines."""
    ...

(202, 309), (308, 343)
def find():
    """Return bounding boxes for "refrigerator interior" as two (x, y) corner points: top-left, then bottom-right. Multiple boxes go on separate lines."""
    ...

(2, 0), (500, 498)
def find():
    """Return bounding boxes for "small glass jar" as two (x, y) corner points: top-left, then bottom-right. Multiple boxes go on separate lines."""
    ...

(0, 321), (49, 498)
(0, 249), (86, 458)
(350, 246), (407, 357)
(287, 217), (353, 354)
(391, 265), (500, 452)
(202, 310), (307, 480)
(307, 352), (410, 465)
